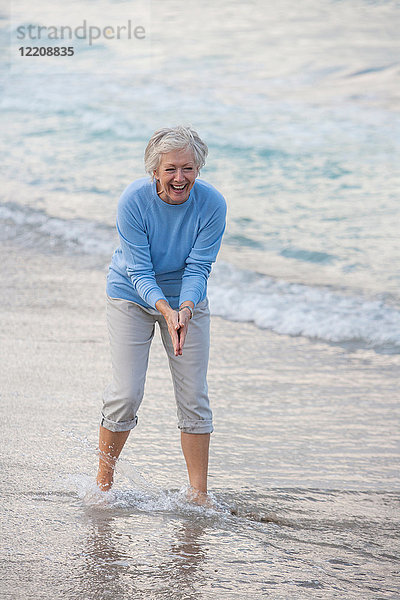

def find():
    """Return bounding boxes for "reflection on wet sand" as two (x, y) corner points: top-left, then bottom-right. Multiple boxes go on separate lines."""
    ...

(153, 522), (208, 597)
(80, 512), (138, 598)
(79, 510), (208, 599)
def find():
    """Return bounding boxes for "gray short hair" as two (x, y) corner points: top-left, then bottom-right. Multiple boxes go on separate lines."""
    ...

(144, 126), (208, 180)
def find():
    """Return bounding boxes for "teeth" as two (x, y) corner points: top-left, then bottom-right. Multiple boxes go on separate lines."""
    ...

(172, 184), (185, 190)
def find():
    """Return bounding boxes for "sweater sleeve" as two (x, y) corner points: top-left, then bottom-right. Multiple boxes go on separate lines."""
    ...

(117, 194), (167, 309)
(179, 195), (227, 307)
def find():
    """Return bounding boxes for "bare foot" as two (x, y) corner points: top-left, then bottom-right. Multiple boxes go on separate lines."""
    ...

(186, 486), (214, 508)
(96, 471), (114, 492)
(83, 480), (112, 507)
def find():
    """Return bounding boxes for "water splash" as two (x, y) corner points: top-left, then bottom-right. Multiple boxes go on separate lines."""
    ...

(69, 473), (232, 520)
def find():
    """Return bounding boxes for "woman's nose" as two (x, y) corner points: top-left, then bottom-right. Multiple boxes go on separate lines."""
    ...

(174, 169), (185, 182)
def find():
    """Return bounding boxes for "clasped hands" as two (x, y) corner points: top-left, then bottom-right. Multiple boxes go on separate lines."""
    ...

(155, 299), (193, 356)
(166, 307), (191, 356)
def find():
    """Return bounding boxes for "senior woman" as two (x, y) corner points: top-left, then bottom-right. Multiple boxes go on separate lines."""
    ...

(96, 126), (226, 503)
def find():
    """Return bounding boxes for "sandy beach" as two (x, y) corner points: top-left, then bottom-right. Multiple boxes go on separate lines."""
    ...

(2, 242), (399, 598)
(3, 241), (399, 489)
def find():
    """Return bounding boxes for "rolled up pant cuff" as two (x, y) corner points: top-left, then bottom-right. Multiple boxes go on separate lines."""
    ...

(179, 420), (213, 434)
(100, 414), (138, 433)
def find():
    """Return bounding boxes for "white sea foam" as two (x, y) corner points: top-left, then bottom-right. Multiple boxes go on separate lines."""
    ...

(0, 202), (116, 256)
(208, 262), (400, 352)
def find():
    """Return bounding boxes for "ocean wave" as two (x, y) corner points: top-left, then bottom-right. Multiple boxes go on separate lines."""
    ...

(2, 202), (399, 353)
(208, 262), (400, 353)
(0, 201), (116, 256)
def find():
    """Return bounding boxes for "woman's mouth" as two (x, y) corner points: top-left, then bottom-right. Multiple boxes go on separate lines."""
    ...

(170, 184), (186, 192)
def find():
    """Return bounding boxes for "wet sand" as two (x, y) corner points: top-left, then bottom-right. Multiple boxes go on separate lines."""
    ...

(2, 242), (400, 490)
(1, 243), (399, 599)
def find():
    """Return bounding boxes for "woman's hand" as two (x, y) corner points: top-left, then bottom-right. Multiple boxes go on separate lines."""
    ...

(177, 307), (191, 354)
(156, 299), (181, 356)
(156, 299), (193, 356)
(165, 308), (181, 356)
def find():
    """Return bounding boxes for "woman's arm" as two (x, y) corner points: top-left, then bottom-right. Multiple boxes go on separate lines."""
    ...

(117, 194), (167, 309)
(178, 196), (227, 308)
(118, 193), (186, 355)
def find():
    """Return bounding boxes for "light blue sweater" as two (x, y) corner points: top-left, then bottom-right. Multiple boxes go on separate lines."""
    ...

(106, 177), (227, 309)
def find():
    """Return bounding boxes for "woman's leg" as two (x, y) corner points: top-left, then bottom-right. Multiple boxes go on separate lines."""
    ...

(97, 426), (130, 491)
(159, 300), (213, 500)
(180, 432), (210, 494)
(97, 297), (155, 490)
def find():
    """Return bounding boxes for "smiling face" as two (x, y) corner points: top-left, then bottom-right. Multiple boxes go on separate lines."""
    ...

(154, 147), (198, 205)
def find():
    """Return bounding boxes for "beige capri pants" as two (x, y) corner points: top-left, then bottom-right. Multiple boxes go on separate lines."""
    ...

(101, 296), (213, 434)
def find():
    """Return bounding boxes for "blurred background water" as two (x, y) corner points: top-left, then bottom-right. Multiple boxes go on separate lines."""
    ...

(2, 0), (400, 352)
(1, 1), (400, 598)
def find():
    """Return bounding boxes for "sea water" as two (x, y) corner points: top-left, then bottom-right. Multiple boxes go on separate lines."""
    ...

(1, 1), (399, 598)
